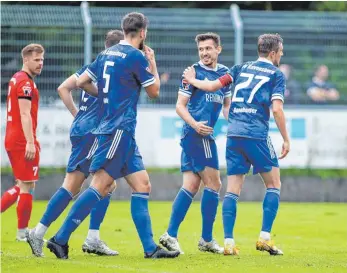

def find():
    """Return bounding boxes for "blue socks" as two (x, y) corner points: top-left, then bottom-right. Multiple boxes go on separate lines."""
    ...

(201, 188), (219, 242)
(90, 192), (112, 230)
(55, 187), (102, 245)
(262, 188), (280, 233)
(167, 188), (194, 238)
(223, 192), (239, 239)
(40, 187), (73, 227)
(131, 193), (157, 253)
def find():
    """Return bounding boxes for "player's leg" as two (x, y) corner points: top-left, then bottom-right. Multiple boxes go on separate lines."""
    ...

(47, 169), (113, 259)
(83, 181), (118, 256)
(16, 180), (35, 241)
(1, 152), (21, 213)
(27, 171), (85, 257)
(1, 182), (20, 213)
(125, 170), (179, 259)
(223, 137), (251, 255)
(160, 170), (200, 253)
(124, 140), (179, 259)
(245, 136), (283, 255)
(47, 134), (117, 259)
(7, 148), (40, 241)
(198, 166), (223, 254)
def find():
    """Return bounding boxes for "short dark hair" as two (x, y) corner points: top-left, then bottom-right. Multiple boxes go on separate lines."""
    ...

(105, 29), (124, 48)
(21, 43), (44, 58)
(195, 32), (221, 47)
(257, 33), (283, 57)
(121, 12), (148, 37)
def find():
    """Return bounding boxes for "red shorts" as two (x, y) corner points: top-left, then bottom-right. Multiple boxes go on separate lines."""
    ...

(7, 149), (40, 182)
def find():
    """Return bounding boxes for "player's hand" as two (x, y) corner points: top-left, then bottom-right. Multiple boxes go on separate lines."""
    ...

(144, 45), (155, 63)
(25, 142), (36, 161)
(193, 121), (213, 136)
(278, 140), (290, 159)
(183, 66), (196, 84)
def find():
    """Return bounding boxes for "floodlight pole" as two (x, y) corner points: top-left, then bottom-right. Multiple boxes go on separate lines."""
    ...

(230, 4), (243, 65)
(81, 1), (92, 65)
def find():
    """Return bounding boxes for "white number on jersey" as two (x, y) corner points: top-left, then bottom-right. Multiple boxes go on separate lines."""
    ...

(103, 61), (115, 94)
(232, 73), (270, 103)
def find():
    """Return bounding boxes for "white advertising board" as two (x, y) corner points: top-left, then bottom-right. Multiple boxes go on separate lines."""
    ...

(1, 107), (347, 169)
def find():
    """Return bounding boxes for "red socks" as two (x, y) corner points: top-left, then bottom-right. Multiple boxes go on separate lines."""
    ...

(1, 185), (20, 213)
(17, 193), (33, 229)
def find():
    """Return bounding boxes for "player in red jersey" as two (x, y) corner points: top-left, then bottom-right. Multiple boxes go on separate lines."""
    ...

(1, 44), (44, 241)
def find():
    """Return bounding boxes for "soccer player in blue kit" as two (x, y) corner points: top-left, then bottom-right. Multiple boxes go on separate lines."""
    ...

(183, 33), (290, 256)
(159, 33), (231, 254)
(26, 30), (124, 257)
(45, 12), (180, 259)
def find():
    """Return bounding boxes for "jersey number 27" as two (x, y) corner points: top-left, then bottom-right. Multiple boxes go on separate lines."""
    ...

(232, 73), (270, 103)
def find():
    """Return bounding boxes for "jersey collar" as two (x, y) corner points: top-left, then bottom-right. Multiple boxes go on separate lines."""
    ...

(198, 61), (218, 72)
(119, 40), (134, 47)
(257, 57), (273, 65)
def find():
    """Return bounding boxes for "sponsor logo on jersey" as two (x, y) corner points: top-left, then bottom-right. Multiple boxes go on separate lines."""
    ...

(182, 79), (190, 91)
(22, 83), (32, 96)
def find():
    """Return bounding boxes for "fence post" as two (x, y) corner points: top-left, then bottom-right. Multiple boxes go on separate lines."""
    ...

(81, 1), (92, 65)
(230, 4), (243, 65)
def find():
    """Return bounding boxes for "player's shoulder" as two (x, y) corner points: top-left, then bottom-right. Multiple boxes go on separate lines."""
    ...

(75, 65), (89, 77)
(216, 63), (229, 74)
(11, 71), (32, 86)
(273, 66), (284, 78)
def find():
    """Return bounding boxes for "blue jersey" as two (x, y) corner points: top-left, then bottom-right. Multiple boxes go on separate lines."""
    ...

(228, 58), (285, 140)
(70, 65), (99, 137)
(179, 61), (231, 139)
(86, 40), (155, 135)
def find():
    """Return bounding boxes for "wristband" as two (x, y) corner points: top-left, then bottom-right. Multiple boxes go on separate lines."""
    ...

(218, 74), (233, 87)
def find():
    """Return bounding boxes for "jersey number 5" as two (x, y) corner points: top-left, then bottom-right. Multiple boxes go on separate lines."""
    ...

(103, 61), (115, 94)
(232, 73), (270, 103)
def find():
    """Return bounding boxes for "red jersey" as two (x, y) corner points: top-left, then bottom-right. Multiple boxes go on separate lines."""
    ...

(5, 71), (40, 151)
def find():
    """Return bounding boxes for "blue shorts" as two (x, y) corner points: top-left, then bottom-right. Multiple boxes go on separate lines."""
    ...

(226, 136), (279, 175)
(180, 133), (219, 173)
(66, 133), (96, 177)
(89, 129), (145, 180)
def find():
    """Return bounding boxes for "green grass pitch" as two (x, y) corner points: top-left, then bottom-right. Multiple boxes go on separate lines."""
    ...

(1, 201), (346, 273)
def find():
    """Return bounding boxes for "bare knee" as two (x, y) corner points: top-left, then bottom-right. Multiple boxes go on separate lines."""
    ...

(204, 178), (221, 192)
(62, 171), (86, 196)
(182, 172), (201, 195)
(200, 168), (221, 192)
(91, 170), (115, 197)
(134, 179), (151, 193)
(109, 181), (117, 193)
(17, 180), (35, 193)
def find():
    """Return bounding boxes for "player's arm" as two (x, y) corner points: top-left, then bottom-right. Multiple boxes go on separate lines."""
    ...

(272, 71), (290, 159)
(57, 75), (79, 117)
(222, 96), (231, 121)
(143, 45), (160, 98)
(183, 66), (233, 92)
(176, 94), (213, 136)
(76, 72), (98, 97)
(18, 97), (36, 160)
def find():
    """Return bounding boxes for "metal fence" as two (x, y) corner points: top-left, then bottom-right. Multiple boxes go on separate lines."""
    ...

(1, 4), (347, 106)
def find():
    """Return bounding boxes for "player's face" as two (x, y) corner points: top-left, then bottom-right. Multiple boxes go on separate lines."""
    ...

(197, 39), (221, 68)
(139, 28), (147, 50)
(272, 43), (283, 67)
(25, 52), (44, 76)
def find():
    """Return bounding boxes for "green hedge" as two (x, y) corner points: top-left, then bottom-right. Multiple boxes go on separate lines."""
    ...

(1, 167), (347, 179)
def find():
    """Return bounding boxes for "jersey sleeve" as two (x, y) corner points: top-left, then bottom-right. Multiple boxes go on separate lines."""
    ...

(75, 65), (88, 79)
(85, 57), (98, 82)
(178, 76), (194, 98)
(132, 51), (156, 88)
(16, 80), (33, 100)
(271, 70), (286, 102)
